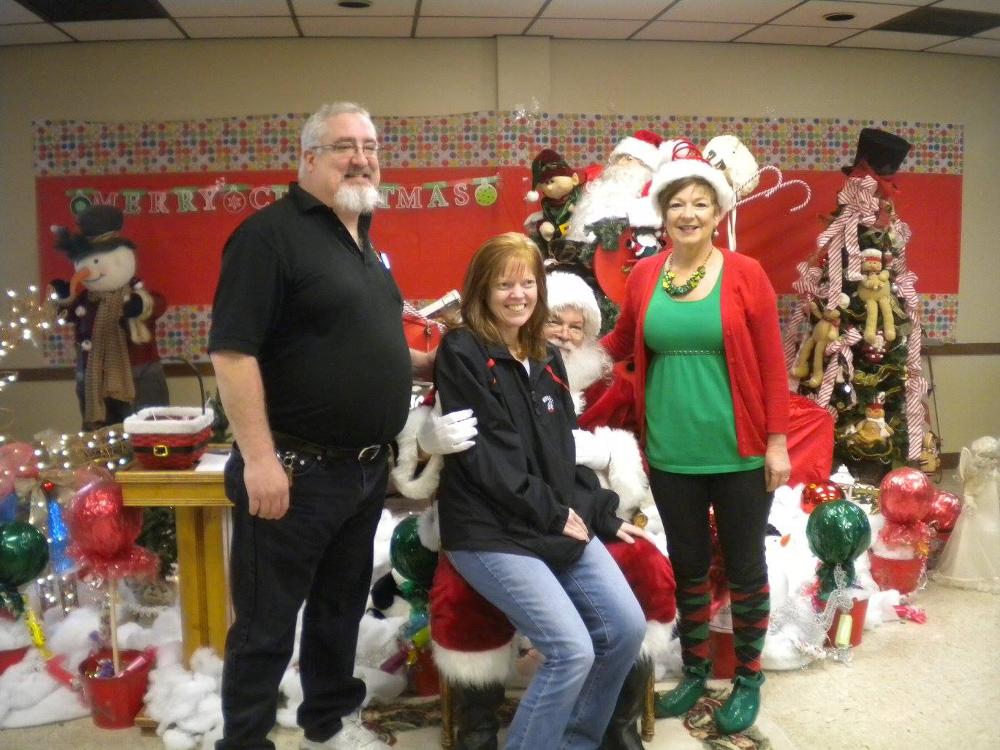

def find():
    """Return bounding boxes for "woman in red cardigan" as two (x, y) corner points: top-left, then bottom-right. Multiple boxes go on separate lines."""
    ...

(602, 144), (790, 735)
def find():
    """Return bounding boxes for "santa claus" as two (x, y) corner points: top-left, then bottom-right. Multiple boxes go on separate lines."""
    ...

(390, 272), (675, 750)
(563, 129), (667, 264)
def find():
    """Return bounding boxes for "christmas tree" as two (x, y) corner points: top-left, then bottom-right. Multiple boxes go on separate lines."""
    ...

(786, 129), (928, 485)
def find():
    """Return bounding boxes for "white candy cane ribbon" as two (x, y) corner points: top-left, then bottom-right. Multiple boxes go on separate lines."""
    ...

(733, 166), (812, 255)
(888, 215), (912, 274)
(784, 262), (824, 367)
(894, 269), (927, 461)
(819, 177), (879, 311)
(816, 326), (862, 413)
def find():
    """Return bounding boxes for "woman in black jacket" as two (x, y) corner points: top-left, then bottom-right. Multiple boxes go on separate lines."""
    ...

(435, 232), (646, 750)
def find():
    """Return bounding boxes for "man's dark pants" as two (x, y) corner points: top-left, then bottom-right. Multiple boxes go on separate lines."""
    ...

(216, 447), (388, 750)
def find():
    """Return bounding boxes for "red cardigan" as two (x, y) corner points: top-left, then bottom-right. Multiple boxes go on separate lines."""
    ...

(601, 250), (790, 458)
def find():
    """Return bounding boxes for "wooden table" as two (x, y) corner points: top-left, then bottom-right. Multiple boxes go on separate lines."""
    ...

(118, 463), (232, 662)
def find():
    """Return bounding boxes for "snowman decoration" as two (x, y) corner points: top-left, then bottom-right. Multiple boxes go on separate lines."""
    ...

(51, 205), (169, 429)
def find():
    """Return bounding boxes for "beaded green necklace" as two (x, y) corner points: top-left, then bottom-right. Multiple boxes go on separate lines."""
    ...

(662, 248), (714, 297)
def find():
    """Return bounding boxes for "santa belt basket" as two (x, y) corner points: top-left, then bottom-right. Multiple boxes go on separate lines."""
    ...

(124, 359), (214, 470)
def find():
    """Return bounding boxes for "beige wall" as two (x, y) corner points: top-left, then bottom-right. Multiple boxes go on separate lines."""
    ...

(0, 37), (996, 452)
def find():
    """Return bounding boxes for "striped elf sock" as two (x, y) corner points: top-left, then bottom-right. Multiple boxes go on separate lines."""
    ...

(730, 580), (770, 676)
(675, 575), (712, 669)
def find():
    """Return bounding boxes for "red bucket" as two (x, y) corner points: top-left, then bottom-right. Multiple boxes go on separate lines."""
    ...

(0, 646), (28, 675)
(709, 627), (735, 679)
(408, 646), (440, 696)
(826, 597), (868, 647)
(79, 649), (154, 728)
(869, 552), (925, 595)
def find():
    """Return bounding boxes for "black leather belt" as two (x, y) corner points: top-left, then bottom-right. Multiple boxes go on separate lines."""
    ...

(271, 431), (385, 463)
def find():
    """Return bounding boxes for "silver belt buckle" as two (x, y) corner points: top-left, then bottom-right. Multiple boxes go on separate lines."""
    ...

(357, 444), (381, 462)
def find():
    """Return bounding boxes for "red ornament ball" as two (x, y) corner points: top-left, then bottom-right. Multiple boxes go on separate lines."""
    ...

(67, 480), (143, 560)
(922, 490), (962, 532)
(801, 481), (845, 514)
(42, 481), (56, 493)
(879, 467), (935, 524)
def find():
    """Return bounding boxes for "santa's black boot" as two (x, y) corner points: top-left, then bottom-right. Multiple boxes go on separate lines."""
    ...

(599, 656), (652, 750)
(454, 681), (505, 750)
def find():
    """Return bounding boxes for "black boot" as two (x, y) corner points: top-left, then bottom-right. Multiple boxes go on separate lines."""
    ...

(454, 681), (505, 750)
(599, 657), (652, 750)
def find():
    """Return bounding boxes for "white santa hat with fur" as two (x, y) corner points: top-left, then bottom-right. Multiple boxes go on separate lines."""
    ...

(649, 139), (737, 217)
(609, 129), (664, 171)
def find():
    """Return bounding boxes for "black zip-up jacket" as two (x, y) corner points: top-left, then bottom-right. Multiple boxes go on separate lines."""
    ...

(435, 327), (624, 570)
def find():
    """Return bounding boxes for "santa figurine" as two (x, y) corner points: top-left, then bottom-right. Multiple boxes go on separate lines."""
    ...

(565, 129), (667, 266)
(391, 272), (675, 750)
(51, 205), (169, 429)
(523, 148), (583, 257)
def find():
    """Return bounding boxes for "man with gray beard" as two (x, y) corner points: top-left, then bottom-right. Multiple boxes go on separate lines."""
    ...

(210, 102), (432, 750)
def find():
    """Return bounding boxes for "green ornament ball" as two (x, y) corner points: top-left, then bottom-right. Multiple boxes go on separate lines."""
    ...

(806, 500), (871, 566)
(389, 516), (438, 588)
(0, 521), (50, 588)
(474, 183), (498, 207)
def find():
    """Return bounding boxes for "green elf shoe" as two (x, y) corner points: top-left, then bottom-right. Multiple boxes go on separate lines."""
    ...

(654, 663), (710, 718)
(714, 671), (765, 734)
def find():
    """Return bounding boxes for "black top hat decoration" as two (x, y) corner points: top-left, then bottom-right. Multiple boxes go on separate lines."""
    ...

(843, 128), (912, 177)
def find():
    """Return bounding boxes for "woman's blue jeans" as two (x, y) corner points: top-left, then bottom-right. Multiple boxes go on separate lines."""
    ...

(447, 538), (645, 750)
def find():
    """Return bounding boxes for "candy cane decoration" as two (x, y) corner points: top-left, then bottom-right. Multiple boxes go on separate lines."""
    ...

(818, 177), (879, 312)
(817, 327), (863, 413)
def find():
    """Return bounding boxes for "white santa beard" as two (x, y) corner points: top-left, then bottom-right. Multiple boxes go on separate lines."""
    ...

(566, 162), (651, 241)
(333, 183), (381, 214)
(562, 340), (612, 397)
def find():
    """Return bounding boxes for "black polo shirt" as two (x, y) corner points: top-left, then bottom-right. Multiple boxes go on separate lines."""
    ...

(209, 182), (411, 448)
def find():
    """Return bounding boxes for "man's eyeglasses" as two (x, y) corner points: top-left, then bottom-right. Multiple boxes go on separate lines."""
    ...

(544, 319), (585, 338)
(310, 141), (380, 158)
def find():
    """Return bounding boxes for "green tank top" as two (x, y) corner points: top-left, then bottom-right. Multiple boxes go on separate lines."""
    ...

(643, 267), (764, 474)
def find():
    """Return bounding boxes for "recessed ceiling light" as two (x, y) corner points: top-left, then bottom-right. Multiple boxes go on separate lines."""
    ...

(337, 0), (373, 7)
(823, 12), (856, 23)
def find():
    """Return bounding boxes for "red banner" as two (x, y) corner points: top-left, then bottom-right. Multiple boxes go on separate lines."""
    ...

(37, 167), (959, 303)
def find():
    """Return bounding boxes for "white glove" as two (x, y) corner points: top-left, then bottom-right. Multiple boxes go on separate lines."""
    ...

(417, 408), (478, 455)
(573, 429), (612, 472)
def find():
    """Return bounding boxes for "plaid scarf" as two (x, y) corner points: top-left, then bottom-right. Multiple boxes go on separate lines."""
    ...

(84, 288), (135, 425)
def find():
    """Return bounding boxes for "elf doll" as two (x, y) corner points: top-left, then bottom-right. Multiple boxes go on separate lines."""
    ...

(524, 148), (583, 256)
(51, 205), (169, 429)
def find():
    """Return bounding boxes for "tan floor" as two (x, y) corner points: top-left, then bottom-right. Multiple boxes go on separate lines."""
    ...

(5, 473), (998, 750)
(2, 579), (997, 750)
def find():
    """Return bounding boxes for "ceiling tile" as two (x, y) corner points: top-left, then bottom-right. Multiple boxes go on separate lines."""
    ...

(159, 0), (290, 18)
(178, 16), (298, 38)
(835, 29), (958, 49)
(421, 0), (544, 17)
(661, 0), (801, 24)
(772, 1), (910, 28)
(634, 20), (756, 41)
(416, 16), (530, 37)
(0, 22), (67, 44)
(736, 23), (857, 45)
(837, 0), (934, 4)
(976, 26), (1000, 39)
(542, 0), (670, 20)
(55, 19), (183, 41)
(293, 0), (416, 16)
(933, 0), (1000, 11)
(298, 15), (412, 36)
(929, 36), (1000, 55)
(0, 0), (41, 24)
(528, 18), (645, 38)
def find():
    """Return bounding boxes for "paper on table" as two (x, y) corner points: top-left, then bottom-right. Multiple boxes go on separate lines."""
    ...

(195, 451), (229, 472)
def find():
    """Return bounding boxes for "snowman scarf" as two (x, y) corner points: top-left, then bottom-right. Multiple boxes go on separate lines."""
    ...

(84, 287), (135, 425)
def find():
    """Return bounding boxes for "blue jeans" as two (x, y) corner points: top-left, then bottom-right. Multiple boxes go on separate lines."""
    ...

(217, 447), (388, 750)
(447, 539), (645, 750)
